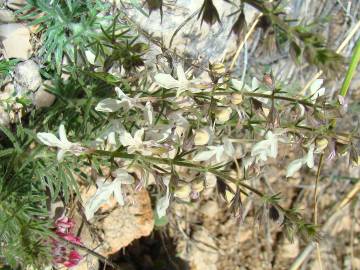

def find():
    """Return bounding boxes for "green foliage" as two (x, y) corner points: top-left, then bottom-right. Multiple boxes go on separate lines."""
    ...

(20, 0), (112, 73)
(340, 38), (360, 97)
(0, 59), (19, 82)
(0, 126), (52, 268)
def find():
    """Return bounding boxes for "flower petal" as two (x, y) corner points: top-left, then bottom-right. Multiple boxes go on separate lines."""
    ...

(84, 180), (114, 220)
(156, 177), (170, 218)
(95, 98), (122, 112)
(144, 101), (154, 126)
(58, 124), (70, 145)
(193, 149), (216, 161)
(115, 87), (127, 99)
(112, 178), (124, 206)
(119, 130), (135, 146)
(154, 73), (180, 89)
(176, 65), (187, 83)
(286, 158), (304, 178)
(57, 149), (67, 161)
(37, 132), (64, 148)
(134, 128), (144, 144)
(306, 144), (315, 168)
(113, 168), (134, 184)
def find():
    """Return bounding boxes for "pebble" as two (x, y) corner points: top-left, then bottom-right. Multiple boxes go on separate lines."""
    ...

(0, 23), (31, 59)
(0, 9), (16, 23)
(0, 106), (10, 126)
(6, 0), (27, 10)
(33, 81), (56, 108)
(14, 60), (42, 94)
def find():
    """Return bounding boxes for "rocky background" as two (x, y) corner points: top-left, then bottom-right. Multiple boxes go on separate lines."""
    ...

(1, 0), (360, 270)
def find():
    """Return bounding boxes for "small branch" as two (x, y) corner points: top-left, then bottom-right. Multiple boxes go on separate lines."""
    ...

(229, 13), (262, 70)
(314, 154), (324, 270)
(289, 180), (360, 270)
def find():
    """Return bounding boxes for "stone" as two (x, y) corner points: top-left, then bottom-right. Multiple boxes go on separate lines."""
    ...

(200, 200), (219, 218)
(0, 106), (10, 126)
(186, 229), (219, 270)
(6, 0), (27, 10)
(0, 23), (32, 59)
(13, 60), (42, 94)
(79, 187), (154, 256)
(0, 9), (16, 23)
(34, 81), (56, 108)
(122, 0), (257, 63)
(101, 189), (154, 255)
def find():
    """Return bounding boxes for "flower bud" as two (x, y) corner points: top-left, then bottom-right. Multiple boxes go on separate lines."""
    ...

(315, 137), (328, 153)
(194, 129), (210, 145)
(174, 183), (192, 200)
(191, 178), (205, 193)
(215, 107), (232, 123)
(231, 93), (243, 105)
(209, 62), (225, 81)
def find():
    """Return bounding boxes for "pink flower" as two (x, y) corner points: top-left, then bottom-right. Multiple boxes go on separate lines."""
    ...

(51, 216), (83, 268)
(63, 250), (82, 267)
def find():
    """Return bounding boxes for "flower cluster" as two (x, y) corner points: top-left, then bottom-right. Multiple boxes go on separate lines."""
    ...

(51, 216), (82, 268)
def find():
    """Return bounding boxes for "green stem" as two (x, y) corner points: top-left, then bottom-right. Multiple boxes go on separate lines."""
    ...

(339, 38), (360, 97)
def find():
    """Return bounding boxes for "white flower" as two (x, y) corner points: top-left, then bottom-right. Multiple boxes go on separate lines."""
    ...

(37, 124), (86, 161)
(95, 87), (143, 112)
(194, 138), (234, 163)
(119, 128), (155, 155)
(251, 131), (279, 161)
(156, 176), (171, 218)
(84, 169), (134, 220)
(93, 120), (123, 150)
(286, 144), (315, 177)
(154, 65), (200, 97)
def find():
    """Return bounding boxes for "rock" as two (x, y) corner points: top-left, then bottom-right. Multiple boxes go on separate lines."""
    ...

(278, 238), (299, 259)
(0, 9), (16, 22)
(79, 187), (154, 257)
(71, 254), (99, 270)
(0, 106), (10, 126)
(123, 0), (257, 63)
(200, 200), (219, 218)
(33, 81), (56, 108)
(186, 229), (219, 270)
(0, 23), (31, 59)
(14, 60), (42, 94)
(0, 83), (14, 100)
(101, 189), (154, 255)
(6, 0), (27, 10)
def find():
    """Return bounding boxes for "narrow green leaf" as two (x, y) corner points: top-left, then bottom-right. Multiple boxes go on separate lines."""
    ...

(340, 38), (360, 97)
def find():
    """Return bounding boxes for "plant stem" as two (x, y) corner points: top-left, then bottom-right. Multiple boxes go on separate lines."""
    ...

(314, 154), (324, 270)
(340, 38), (360, 97)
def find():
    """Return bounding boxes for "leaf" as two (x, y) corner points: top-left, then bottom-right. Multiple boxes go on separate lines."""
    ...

(340, 38), (360, 97)
(286, 158), (304, 178)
